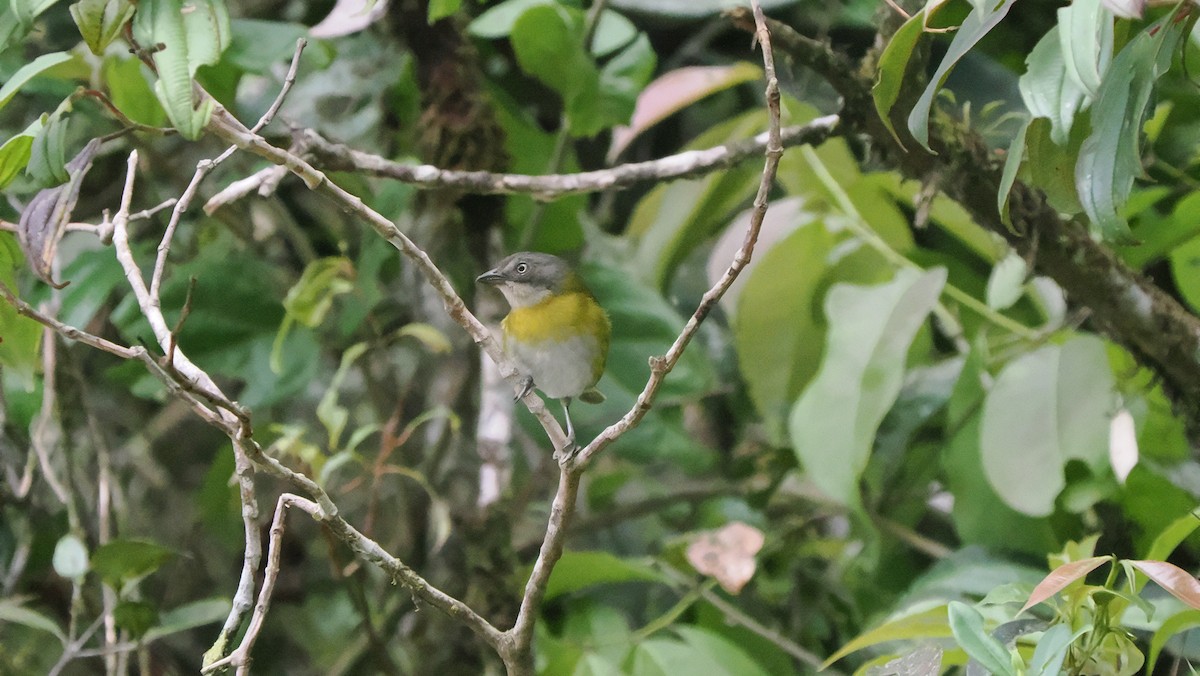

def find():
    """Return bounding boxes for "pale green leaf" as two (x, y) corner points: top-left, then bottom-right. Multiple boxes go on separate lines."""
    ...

(985, 251), (1027, 311)
(789, 267), (947, 508)
(144, 598), (230, 642)
(997, 117), (1029, 223)
(426, 0), (459, 23)
(822, 604), (952, 669)
(980, 335), (1115, 517)
(542, 551), (663, 602)
(873, 9), (925, 146)
(1056, 0), (1112, 98)
(0, 599), (66, 642)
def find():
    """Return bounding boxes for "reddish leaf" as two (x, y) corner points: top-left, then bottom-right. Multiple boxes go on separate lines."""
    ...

(685, 521), (764, 594)
(1020, 556), (1110, 614)
(607, 63), (761, 162)
(1129, 560), (1200, 610)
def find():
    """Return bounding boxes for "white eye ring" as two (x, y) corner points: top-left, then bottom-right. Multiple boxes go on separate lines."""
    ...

(515, 263), (528, 274)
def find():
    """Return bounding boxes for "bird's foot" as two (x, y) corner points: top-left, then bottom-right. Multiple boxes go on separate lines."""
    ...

(514, 376), (534, 402)
(553, 438), (581, 463)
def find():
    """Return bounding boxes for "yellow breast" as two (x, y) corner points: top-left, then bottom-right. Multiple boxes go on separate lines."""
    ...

(502, 291), (611, 381)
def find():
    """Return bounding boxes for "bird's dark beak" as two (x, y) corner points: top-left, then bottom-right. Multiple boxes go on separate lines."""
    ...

(476, 269), (504, 285)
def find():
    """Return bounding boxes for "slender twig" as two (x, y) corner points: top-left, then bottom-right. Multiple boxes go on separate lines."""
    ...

(203, 119), (837, 213)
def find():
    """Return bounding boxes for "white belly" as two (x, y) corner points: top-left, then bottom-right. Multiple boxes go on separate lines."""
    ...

(507, 334), (599, 400)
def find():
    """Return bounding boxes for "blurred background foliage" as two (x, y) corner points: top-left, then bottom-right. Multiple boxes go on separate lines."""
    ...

(3, 0), (1200, 673)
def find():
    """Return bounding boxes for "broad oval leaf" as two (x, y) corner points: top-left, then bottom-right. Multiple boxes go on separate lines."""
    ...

(542, 551), (664, 602)
(979, 335), (1115, 517)
(873, 9), (925, 147)
(91, 539), (175, 589)
(789, 267), (947, 508)
(1019, 556), (1110, 614)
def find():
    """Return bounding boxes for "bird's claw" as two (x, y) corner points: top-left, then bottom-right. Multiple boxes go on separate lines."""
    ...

(514, 376), (534, 402)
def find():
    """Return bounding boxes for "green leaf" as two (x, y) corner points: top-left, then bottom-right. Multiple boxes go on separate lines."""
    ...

(1146, 608), (1200, 674)
(144, 598), (231, 642)
(114, 601), (158, 639)
(947, 601), (1016, 676)
(0, 234), (42, 386)
(0, 52), (72, 111)
(427, 0), (460, 22)
(980, 335), (1115, 517)
(91, 539), (175, 588)
(1056, 0), (1112, 98)
(282, 257), (355, 328)
(789, 267), (946, 508)
(673, 626), (769, 676)
(0, 118), (42, 189)
(542, 551), (664, 602)
(628, 109), (766, 289)
(224, 19), (311, 75)
(25, 107), (71, 187)
(596, 33), (656, 130)
(315, 342), (368, 450)
(732, 205), (834, 439)
(628, 637), (736, 676)
(1029, 623), (1086, 676)
(70, 0), (136, 55)
(1143, 511), (1200, 562)
(997, 117), (1028, 223)
(0, 599), (65, 643)
(467, 0), (550, 38)
(133, 0), (231, 139)
(1076, 16), (1187, 241)
(103, 55), (169, 127)
(52, 534), (89, 579)
(510, 4), (603, 136)
(822, 604), (953, 669)
(873, 9), (925, 146)
(1025, 116), (1085, 215)
(907, 0), (1018, 150)
(591, 10), (637, 57)
(1169, 235), (1200, 313)
(1019, 26), (1088, 144)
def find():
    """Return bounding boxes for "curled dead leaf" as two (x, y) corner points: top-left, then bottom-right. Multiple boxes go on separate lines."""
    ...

(18, 138), (101, 288)
(685, 521), (764, 594)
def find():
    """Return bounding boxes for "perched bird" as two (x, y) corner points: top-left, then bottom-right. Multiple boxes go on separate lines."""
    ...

(476, 252), (611, 451)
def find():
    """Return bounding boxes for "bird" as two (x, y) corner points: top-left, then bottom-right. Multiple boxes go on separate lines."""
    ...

(476, 252), (611, 452)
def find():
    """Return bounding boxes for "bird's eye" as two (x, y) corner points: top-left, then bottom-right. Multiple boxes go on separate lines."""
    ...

(515, 263), (528, 274)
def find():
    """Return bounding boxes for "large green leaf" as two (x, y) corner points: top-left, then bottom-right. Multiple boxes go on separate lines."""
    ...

(907, 0), (1018, 150)
(672, 626), (770, 676)
(91, 539), (175, 589)
(133, 0), (231, 139)
(510, 4), (605, 136)
(1019, 26), (1088, 144)
(822, 604), (953, 669)
(1075, 16), (1187, 241)
(979, 335), (1115, 517)
(789, 267), (946, 508)
(732, 206), (834, 440)
(542, 551), (663, 602)
(943, 346), (1057, 553)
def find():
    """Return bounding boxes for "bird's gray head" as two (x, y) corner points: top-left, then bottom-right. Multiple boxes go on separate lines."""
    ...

(476, 252), (574, 308)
